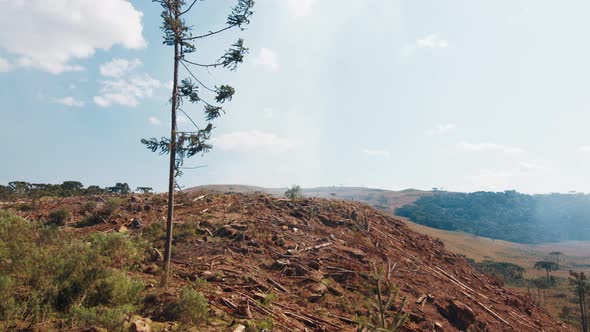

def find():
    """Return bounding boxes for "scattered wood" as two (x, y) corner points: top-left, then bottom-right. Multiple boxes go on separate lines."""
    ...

(267, 277), (289, 293)
(474, 300), (511, 326)
(220, 297), (238, 311)
(302, 242), (332, 252)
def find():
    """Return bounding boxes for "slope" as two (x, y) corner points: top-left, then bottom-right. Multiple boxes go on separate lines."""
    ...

(9, 192), (573, 331)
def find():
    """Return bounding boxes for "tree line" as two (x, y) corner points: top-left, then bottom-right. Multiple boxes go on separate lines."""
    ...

(0, 181), (153, 200)
(395, 190), (590, 243)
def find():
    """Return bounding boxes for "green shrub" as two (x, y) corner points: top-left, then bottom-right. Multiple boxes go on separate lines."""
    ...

(168, 287), (208, 327)
(69, 305), (134, 331)
(48, 207), (71, 226)
(101, 198), (124, 217)
(83, 201), (98, 213)
(87, 232), (148, 269)
(285, 185), (303, 200)
(17, 203), (33, 212)
(260, 292), (276, 306)
(0, 211), (147, 328)
(86, 271), (144, 307)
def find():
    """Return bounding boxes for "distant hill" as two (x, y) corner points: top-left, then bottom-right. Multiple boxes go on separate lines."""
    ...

(396, 190), (590, 244)
(186, 185), (431, 214)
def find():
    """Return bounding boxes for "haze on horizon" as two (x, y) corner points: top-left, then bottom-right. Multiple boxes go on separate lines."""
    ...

(2, 0), (590, 195)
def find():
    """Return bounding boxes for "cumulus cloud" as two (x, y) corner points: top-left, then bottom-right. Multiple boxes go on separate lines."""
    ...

(100, 58), (142, 77)
(252, 48), (279, 71)
(416, 34), (449, 49)
(94, 58), (161, 107)
(148, 116), (161, 125)
(214, 130), (296, 152)
(53, 96), (84, 107)
(0, 57), (12, 72)
(427, 123), (456, 136)
(286, 0), (315, 17)
(0, 0), (145, 74)
(458, 142), (524, 154)
(362, 149), (390, 157)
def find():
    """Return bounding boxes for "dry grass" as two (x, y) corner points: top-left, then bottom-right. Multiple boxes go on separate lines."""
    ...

(403, 218), (590, 326)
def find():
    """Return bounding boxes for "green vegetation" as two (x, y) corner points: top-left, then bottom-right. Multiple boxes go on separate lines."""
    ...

(167, 287), (208, 327)
(48, 207), (71, 226)
(357, 263), (408, 332)
(0, 210), (148, 330)
(534, 261), (560, 281)
(396, 190), (590, 243)
(285, 185), (303, 200)
(0, 181), (133, 201)
(468, 260), (526, 286)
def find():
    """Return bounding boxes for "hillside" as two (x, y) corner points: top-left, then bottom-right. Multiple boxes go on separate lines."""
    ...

(187, 185), (431, 214)
(396, 191), (590, 243)
(3, 192), (573, 331)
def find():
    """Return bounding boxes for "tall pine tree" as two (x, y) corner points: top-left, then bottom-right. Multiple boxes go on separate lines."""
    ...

(142, 0), (254, 287)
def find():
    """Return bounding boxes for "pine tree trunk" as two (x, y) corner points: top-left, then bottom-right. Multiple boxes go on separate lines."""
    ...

(161, 9), (180, 288)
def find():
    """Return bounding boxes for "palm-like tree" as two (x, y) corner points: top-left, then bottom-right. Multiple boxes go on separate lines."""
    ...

(534, 261), (559, 281)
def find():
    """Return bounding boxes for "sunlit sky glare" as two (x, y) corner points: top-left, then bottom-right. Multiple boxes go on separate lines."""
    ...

(2, 0), (590, 194)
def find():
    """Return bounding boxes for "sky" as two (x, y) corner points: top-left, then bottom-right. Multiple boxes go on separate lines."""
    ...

(1, 0), (590, 194)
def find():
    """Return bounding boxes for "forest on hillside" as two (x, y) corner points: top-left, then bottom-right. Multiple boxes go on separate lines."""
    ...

(395, 190), (590, 243)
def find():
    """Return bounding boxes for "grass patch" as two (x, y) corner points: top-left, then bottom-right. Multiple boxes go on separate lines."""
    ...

(0, 210), (148, 330)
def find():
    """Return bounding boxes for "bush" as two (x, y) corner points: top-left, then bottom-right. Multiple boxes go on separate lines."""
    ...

(68, 305), (134, 331)
(83, 201), (97, 213)
(0, 211), (148, 329)
(85, 271), (144, 307)
(17, 203), (33, 212)
(101, 198), (124, 217)
(167, 287), (208, 327)
(48, 207), (71, 226)
(285, 185), (303, 200)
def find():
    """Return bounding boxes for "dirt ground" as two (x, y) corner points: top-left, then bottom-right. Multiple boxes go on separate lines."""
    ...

(7, 191), (576, 331)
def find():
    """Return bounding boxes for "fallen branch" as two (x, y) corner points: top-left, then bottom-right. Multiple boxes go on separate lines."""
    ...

(302, 242), (332, 252)
(267, 277), (289, 293)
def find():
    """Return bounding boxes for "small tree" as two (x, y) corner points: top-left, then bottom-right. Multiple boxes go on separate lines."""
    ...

(534, 261), (559, 282)
(285, 185), (303, 201)
(107, 183), (131, 195)
(357, 262), (408, 332)
(142, 0), (254, 287)
(136, 187), (153, 195)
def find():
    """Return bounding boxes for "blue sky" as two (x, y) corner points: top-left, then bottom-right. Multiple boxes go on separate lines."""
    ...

(1, 0), (590, 193)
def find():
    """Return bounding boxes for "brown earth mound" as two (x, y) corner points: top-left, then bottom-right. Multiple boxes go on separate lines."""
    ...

(11, 192), (573, 331)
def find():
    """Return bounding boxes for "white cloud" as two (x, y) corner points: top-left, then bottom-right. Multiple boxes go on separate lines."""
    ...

(0, 0), (145, 74)
(148, 116), (161, 125)
(94, 58), (161, 107)
(416, 34), (449, 49)
(458, 142), (524, 154)
(53, 96), (84, 107)
(100, 58), (141, 77)
(214, 130), (296, 152)
(579, 146), (590, 152)
(363, 149), (390, 157)
(287, 0), (316, 17)
(252, 48), (279, 72)
(427, 123), (456, 136)
(94, 74), (160, 107)
(463, 161), (550, 192)
(0, 57), (12, 72)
